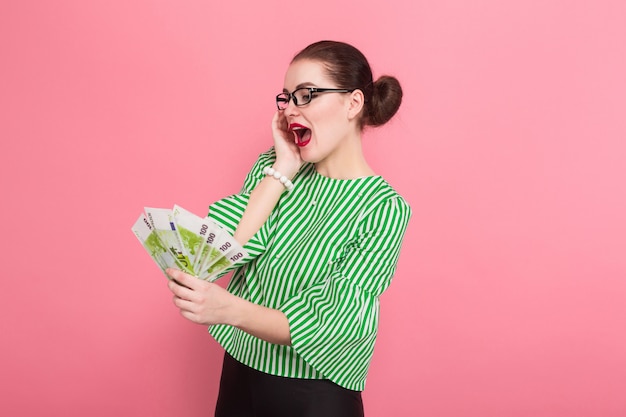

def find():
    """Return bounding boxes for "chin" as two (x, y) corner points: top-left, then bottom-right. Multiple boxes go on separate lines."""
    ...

(297, 146), (320, 164)
(300, 154), (318, 164)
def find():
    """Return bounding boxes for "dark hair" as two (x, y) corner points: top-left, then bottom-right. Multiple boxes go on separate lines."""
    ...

(292, 40), (402, 128)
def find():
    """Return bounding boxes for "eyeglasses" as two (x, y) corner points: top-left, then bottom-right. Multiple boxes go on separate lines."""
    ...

(276, 87), (355, 110)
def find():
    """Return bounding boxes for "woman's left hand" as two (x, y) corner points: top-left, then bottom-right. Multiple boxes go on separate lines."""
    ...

(166, 268), (236, 326)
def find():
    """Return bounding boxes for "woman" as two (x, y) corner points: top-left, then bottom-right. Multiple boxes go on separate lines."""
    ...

(167, 40), (411, 417)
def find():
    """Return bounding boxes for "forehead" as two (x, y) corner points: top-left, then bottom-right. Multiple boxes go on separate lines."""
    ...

(283, 59), (335, 89)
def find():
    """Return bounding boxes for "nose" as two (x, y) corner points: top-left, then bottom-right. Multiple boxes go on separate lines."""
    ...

(283, 96), (300, 117)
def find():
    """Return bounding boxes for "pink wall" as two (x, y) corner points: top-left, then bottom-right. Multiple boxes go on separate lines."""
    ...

(2, 1), (625, 416)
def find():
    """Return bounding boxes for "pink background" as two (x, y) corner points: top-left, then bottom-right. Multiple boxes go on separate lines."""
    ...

(2, 1), (625, 416)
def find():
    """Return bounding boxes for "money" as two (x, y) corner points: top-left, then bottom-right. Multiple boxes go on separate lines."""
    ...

(172, 205), (247, 280)
(131, 214), (176, 277)
(172, 205), (223, 274)
(132, 205), (248, 281)
(144, 207), (194, 275)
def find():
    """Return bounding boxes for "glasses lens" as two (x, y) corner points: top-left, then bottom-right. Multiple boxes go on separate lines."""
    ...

(293, 88), (313, 106)
(276, 93), (289, 109)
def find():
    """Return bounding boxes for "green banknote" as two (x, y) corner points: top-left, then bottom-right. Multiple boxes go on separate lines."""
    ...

(173, 205), (247, 281)
(172, 205), (225, 278)
(144, 207), (194, 275)
(131, 214), (176, 278)
(132, 205), (248, 281)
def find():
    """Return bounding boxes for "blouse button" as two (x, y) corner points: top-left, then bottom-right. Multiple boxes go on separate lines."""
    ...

(311, 200), (317, 206)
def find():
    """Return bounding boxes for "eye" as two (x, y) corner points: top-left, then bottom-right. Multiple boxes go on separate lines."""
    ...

(294, 88), (313, 104)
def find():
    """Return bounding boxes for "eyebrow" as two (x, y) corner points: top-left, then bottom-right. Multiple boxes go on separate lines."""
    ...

(283, 82), (317, 93)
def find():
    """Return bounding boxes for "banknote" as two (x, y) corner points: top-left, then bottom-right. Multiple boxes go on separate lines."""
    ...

(172, 205), (225, 276)
(173, 205), (247, 281)
(133, 205), (248, 281)
(199, 231), (247, 279)
(131, 214), (176, 277)
(144, 207), (194, 275)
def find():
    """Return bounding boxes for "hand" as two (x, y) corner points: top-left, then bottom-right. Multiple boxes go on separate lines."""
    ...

(166, 268), (237, 326)
(271, 110), (303, 178)
(166, 269), (292, 345)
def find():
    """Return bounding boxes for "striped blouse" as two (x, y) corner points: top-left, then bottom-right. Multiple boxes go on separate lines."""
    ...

(207, 148), (411, 391)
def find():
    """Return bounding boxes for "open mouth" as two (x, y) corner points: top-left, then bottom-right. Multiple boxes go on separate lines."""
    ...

(289, 123), (312, 147)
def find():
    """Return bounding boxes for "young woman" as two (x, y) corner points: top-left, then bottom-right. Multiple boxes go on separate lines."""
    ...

(167, 40), (411, 417)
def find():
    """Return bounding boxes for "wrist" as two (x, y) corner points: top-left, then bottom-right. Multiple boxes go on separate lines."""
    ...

(270, 162), (299, 180)
(263, 166), (295, 192)
(228, 296), (252, 328)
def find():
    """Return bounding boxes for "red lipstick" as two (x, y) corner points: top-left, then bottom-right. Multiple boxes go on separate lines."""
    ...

(288, 123), (312, 147)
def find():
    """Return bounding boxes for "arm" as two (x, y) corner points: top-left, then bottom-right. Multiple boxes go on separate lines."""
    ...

(278, 196), (412, 385)
(232, 170), (289, 246)
(167, 112), (302, 344)
(167, 268), (291, 345)
(233, 110), (302, 245)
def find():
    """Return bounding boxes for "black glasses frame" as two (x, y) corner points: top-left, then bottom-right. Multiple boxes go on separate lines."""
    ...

(276, 87), (355, 110)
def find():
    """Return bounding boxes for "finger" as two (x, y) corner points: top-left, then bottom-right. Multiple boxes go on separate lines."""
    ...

(277, 109), (287, 126)
(168, 278), (191, 290)
(271, 111), (281, 130)
(166, 268), (198, 290)
(273, 111), (289, 133)
(180, 309), (203, 325)
(168, 280), (197, 301)
(173, 295), (197, 312)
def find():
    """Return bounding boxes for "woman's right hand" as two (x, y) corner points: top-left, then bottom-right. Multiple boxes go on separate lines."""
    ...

(271, 110), (303, 178)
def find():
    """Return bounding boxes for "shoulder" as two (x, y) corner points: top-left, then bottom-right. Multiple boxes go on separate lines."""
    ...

(363, 177), (412, 218)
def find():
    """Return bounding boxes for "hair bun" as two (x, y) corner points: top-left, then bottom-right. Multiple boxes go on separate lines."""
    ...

(367, 75), (403, 127)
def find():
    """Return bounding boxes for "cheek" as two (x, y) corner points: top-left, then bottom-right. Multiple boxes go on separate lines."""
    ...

(304, 100), (348, 139)
(315, 117), (345, 140)
(311, 109), (345, 135)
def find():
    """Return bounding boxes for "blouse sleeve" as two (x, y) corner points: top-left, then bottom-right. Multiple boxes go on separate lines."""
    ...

(280, 195), (412, 388)
(206, 148), (277, 268)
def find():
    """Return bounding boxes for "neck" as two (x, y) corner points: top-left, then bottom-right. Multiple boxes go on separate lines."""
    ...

(315, 134), (375, 179)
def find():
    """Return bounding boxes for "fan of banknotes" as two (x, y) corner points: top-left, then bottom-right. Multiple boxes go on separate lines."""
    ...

(131, 205), (247, 281)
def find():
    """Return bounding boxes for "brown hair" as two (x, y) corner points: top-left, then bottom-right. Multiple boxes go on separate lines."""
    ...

(292, 40), (402, 128)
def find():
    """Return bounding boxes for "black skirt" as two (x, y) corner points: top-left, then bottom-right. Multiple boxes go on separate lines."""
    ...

(215, 352), (365, 417)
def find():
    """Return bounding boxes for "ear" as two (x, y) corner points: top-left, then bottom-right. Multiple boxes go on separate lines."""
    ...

(346, 89), (365, 121)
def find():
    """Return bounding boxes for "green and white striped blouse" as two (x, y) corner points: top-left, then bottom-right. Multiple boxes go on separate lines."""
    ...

(207, 148), (411, 391)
